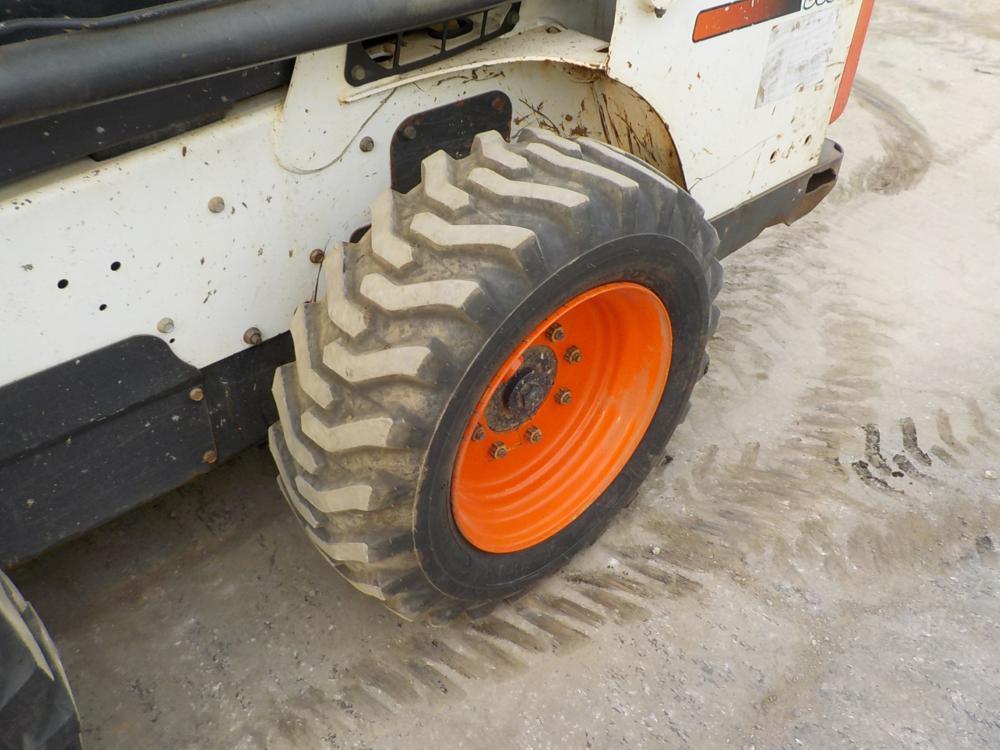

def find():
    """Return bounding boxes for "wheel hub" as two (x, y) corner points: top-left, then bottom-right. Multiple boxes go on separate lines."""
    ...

(451, 282), (673, 554)
(485, 346), (556, 431)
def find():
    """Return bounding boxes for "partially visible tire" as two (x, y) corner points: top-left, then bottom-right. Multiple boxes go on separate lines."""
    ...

(270, 127), (721, 621)
(0, 571), (81, 750)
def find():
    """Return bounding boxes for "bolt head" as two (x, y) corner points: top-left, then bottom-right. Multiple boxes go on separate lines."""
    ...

(472, 425), (486, 442)
(489, 441), (509, 459)
(202, 449), (218, 464)
(157, 317), (175, 334)
(309, 248), (326, 264)
(525, 426), (543, 444)
(207, 196), (225, 213)
(564, 346), (583, 364)
(402, 124), (418, 141)
(555, 388), (573, 405)
(243, 327), (263, 346)
(350, 64), (367, 82)
(189, 387), (205, 402)
(546, 324), (566, 342)
(359, 136), (375, 152)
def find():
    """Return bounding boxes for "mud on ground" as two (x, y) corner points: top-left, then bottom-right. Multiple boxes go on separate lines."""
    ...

(11, 0), (1000, 747)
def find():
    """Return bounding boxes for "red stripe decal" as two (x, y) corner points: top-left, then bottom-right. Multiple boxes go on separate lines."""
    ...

(830, 0), (875, 121)
(693, 0), (802, 42)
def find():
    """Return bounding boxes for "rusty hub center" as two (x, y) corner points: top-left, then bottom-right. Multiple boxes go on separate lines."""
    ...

(484, 346), (556, 432)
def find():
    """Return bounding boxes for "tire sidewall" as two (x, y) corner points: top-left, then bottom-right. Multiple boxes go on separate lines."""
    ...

(414, 233), (710, 601)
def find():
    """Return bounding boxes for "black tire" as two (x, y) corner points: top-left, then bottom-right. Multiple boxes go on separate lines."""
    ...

(0, 571), (81, 750)
(270, 128), (721, 620)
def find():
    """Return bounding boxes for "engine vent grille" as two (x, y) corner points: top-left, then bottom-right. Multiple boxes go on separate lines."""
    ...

(344, 2), (520, 87)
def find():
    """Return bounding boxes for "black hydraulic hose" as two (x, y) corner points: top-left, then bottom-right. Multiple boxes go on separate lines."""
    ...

(0, 0), (505, 127)
(0, 0), (229, 43)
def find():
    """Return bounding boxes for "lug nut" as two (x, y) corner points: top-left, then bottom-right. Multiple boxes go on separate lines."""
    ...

(359, 136), (375, 152)
(243, 326), (263, 346)
(189, 387), (205, 402)
(564, 346), (582, 364)
(525, 426), (542, 444)
(489, 441), (508, 459)
(309, 248), (326, 264)
(472, 425), (486, 442)
(546, 324), (565, 342)
(555, 388), (572, 405)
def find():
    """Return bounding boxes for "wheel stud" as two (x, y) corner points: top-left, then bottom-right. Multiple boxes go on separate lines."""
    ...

(546, 324), (566, 342)
(564, 346), (582, 364)
(490, 441), (509, 459)
(472, 425), (486, 442)
(525, 426), (542, 444)
(555, 388), (572, 405)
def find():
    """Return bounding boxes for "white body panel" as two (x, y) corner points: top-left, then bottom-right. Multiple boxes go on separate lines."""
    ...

(0, 0), (862, 388)
(608, 0), (859, 216)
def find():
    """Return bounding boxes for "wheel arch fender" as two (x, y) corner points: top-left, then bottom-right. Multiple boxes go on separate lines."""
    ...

(274, 28), (687, 190)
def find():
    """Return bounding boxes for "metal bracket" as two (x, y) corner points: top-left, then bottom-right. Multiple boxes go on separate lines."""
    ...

(390, 90), (512, 193)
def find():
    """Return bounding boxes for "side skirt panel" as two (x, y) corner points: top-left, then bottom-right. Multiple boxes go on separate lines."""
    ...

(0, 334), (292, 565)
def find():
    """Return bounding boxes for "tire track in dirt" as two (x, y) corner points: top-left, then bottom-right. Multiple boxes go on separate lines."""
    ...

(841, 78), (935, 198)
(874, 0), (1000, 69)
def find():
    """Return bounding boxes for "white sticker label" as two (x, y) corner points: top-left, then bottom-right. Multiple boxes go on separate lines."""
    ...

(757, 8), (839, 107)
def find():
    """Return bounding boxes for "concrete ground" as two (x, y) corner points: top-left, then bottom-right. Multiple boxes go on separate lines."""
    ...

(11, 1), (1000, 747)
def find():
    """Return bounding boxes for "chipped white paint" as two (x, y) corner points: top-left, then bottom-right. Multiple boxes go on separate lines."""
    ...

(608, 0), (864, 212)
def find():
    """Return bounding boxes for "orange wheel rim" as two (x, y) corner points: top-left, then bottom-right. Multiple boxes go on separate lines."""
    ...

(451, 282), (672, 553)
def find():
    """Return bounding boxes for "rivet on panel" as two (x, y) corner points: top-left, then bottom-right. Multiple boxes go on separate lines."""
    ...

(243, 327), (263, 346)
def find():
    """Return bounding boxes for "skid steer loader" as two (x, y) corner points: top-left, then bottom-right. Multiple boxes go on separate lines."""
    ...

(0, 0), (873, 743)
